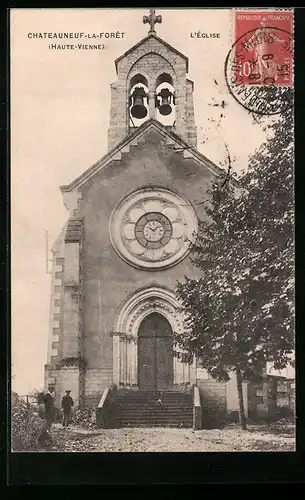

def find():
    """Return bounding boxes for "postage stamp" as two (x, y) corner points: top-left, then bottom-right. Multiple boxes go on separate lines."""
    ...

(225, 10), (294, 115)
(234, 10), (293, 86)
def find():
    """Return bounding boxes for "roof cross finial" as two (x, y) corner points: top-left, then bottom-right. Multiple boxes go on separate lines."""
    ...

(143, 9), (162, 34)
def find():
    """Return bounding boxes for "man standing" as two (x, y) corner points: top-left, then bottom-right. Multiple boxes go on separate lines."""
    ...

(43, 386), (56, 431)
(61, 390), (74, 428)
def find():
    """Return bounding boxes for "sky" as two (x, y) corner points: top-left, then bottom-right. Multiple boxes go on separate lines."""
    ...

(10, 8), (293, 395)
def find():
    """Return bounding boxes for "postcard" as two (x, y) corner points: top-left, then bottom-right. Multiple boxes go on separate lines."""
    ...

(10, 8), (295, 454)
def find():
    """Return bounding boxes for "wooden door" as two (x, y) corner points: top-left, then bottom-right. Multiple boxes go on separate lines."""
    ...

(138, 313), (173, 391)
(138, 336), (157, 390)
(156, 336), (174, 390)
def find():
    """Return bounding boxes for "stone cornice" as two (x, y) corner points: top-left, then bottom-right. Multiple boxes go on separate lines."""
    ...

(62, 191), (83, 216)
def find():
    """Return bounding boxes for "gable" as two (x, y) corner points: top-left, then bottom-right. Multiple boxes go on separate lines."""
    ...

(60, 120), (224, 196)
(115, 33), (189, 74)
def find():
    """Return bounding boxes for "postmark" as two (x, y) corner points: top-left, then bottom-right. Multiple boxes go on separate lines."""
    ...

(225, 11), (294, 115)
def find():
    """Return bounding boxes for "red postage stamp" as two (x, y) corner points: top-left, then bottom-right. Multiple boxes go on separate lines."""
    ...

(234, 10), (294, 86)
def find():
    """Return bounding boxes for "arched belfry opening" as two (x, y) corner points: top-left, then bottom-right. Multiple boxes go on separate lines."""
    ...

(138, 312), (174, 390)
(129, 74), (149, 128)
(155, 73), (176, 126)
(107, 9), (197, 150)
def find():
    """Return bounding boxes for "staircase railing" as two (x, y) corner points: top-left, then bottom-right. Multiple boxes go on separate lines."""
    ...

(193, 386), (202, 430)
(96, 385), (117, 428)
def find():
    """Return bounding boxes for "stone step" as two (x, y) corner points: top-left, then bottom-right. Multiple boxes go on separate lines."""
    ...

(116, 410), (193, 417)
(118, 415), (192, 419)
(110, 390), (194, 428)
(115, 404), (193, 411)
(116, 399), (192, 405)
(116, 395), (192, 400)
(113, 405), (193, 413)
(116, 391), (191, 396)
(117, 418), (192, 427)
(116, 399), (192, 404)
(115, 403), (193, 408)
(113, 410), (193, 418)
(118, 422), (192, 428)
(117, 405), (192, 411)
(116, 391), (192, 397)
(117, 414), (192, 420)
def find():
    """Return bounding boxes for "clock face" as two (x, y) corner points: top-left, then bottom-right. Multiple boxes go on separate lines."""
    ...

(135, 212), (172, 249)
(109, 188), (198, 270)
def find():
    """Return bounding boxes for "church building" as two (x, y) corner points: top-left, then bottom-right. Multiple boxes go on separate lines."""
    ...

(45, 10), (246, 426)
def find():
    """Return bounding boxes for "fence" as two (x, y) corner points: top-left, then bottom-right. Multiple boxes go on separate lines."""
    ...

(17, 394), (39, 408)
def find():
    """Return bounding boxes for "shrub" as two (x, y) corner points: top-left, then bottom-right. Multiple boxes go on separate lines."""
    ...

(11, 397), (44, 451)
(72, 408), (97, 429)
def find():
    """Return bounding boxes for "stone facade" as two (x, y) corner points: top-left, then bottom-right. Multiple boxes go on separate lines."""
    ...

(45, 25), (244, 417)
(83, 368), (113, 407)
(46, 119), (228, 408)
(47, 225), (66, 369)
(108, 34), (196, 150)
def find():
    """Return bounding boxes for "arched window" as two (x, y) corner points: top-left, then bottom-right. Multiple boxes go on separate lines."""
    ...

(128, 74), (149, 128)
(155, 73), (175, 126)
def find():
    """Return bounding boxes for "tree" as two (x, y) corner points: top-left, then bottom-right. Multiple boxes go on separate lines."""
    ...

(175, 110), (294, 429)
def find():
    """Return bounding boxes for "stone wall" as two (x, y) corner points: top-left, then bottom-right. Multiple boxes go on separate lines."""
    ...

(47, 237), (65, 367)
(59, 364), (85, 408)
(44, 364), (61, 408)
(61, 217), (84, 360)
(247, 376), (295, 419)
(44, 362), (85, 409)
(130, 52), (175, 82)
(45, 232), (65, 405)
(186, 79), (197, 146)
(83, 368), (113, 407)
(226, 374), (248, 418)
(50, 257), (64, 362)
(197, 379), (227, 416)
(196, 372), (251, 421)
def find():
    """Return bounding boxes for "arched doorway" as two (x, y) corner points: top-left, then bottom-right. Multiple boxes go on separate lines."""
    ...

(138, 312), (174, 390)
(112, 286), (196, 388)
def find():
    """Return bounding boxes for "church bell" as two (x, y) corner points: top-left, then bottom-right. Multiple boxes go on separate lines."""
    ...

(156, 88), (174, 116)
(130, 86), (148, 119)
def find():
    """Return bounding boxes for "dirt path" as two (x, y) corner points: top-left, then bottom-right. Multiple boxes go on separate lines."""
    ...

(49, 421), (295, 452)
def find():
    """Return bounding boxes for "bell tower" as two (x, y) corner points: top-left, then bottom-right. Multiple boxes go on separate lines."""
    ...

(107, 9), (197, 150)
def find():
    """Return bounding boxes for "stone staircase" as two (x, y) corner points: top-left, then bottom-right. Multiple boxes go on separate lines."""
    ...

(110, 390), (193, 428)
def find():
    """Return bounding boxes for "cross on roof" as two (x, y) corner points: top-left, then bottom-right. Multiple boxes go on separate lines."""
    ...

(143, 9), (162, 34)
